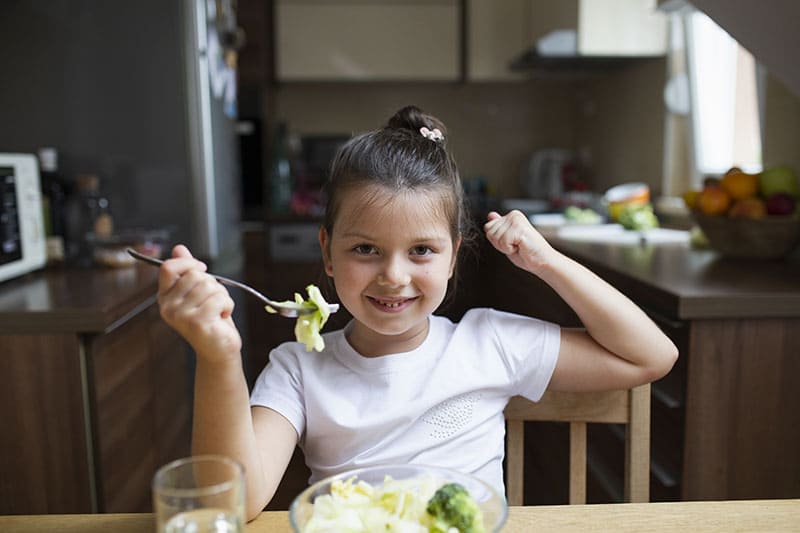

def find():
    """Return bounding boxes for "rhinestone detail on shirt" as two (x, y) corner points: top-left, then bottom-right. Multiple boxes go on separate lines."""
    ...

(421, 392), (482, 439)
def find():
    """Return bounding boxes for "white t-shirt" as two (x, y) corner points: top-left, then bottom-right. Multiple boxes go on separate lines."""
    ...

(249, 307), (560, 496)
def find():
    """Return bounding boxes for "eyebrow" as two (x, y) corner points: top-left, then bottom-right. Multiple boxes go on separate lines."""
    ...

(339, 231), (450, 244)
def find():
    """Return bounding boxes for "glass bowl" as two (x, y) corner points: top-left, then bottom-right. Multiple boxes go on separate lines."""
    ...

(288, 464), (508, 532)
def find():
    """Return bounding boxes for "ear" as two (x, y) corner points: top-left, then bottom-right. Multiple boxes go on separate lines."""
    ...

(319, 226), (334, 277)
(448, 235), (462, 279)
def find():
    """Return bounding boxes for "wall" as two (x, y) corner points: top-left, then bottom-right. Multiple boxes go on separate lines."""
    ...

(576, 59), (667, 194)
(273, 60), (668, 199)
(764, 75), (800, 173)
(0, 1), (193, 238)
(273, 80), (580, 198)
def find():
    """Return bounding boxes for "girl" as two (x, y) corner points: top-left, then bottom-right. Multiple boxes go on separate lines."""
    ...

(157, 106), (677, 520)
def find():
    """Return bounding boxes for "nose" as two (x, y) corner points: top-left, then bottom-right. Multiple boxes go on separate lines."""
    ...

(377, 254), (411, 287)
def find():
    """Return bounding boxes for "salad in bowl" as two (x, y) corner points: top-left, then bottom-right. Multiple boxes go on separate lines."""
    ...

(289, 464), (508, 532)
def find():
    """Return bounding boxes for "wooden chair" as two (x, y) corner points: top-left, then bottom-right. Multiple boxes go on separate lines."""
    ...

(504, 384), (651, 505)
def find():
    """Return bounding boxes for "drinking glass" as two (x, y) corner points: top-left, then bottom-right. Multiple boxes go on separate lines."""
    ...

(152, 455), (245, 533)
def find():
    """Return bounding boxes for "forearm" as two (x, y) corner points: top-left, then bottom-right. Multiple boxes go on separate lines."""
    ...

(191, 356), (270, 518)
(534, 250), (678, 378)
(484, 210), (677, 389)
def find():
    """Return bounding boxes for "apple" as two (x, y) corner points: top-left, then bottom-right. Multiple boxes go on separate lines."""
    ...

(765, 192), (796, 215)
(759, 165), (799, 198)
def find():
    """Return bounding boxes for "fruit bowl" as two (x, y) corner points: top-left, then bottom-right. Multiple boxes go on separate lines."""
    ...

(692, 211), (800, 259)
(288, 464), (508, 532)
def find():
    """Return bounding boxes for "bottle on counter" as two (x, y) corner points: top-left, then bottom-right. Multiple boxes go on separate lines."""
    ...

(64, 173), (114, 266)
(269, 121), (293, 214)
(37, 147), (67, 263)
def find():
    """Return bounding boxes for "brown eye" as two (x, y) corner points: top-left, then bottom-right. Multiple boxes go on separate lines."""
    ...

(353, 244), (377, 255)
(411, 245), (434, 256)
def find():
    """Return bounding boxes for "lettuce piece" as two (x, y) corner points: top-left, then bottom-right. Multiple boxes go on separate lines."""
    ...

(265, 284), (332, 352)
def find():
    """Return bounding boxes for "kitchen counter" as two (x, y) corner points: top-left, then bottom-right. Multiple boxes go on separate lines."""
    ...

(2, 500), (798, 532)
(543, 225), (800, 319)
(0, 263), (162, 334)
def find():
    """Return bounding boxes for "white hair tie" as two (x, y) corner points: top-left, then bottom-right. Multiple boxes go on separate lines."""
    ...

(420, 126), (444, 142)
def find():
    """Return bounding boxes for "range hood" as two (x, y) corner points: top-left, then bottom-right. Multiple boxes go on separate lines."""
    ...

(510, 30), (663, 73)
(511, 1), (668, 74)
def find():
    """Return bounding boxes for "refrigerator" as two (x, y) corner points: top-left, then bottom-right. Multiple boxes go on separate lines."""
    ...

(0, 0), (243, 269)
(0, 0), (253, 378)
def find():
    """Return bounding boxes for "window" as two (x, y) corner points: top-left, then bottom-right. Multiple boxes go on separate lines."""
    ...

(685, 11), (762, 177)
(662, 6), (763, 193)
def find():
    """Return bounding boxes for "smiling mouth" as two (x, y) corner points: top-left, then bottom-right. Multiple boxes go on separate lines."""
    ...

(368, 296), (417, 310)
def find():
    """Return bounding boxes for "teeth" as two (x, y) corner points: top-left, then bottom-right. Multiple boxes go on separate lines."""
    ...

(378, 300), (402, 308)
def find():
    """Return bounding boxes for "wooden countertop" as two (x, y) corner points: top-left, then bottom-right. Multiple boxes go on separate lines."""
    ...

(544, 230), (800, 320)
(0, 264), (159, 335)
(1, 500), (798, 532)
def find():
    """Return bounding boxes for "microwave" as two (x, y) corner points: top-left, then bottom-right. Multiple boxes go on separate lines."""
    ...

(0, 153), (47, 283)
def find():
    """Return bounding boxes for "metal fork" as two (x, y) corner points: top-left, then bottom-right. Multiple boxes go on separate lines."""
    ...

(126, 248), (339, 318)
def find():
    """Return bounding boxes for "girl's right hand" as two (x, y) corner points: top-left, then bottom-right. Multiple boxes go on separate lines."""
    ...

(157, 244), (242, 364)
(484, 210), (557, 275)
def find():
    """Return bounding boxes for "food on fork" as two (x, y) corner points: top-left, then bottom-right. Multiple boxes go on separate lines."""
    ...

(265, 284), (332, 352)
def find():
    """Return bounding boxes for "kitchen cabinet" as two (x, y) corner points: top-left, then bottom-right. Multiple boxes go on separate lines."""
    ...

(272, 0), (665, 82)
(0, 265), (192, 514)
(575, 0), (667, 57)
(275, 0), (460, 81)
(481, 233), (800, 503)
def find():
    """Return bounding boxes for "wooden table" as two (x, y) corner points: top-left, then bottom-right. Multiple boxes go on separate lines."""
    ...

(1, 500), (798, 532)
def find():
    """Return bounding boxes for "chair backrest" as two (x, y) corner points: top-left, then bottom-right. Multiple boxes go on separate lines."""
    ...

(503, 384), (650, 506)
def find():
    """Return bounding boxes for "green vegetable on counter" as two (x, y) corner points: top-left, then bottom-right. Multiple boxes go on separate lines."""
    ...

(618, 203), (659, 231)
(563, 206), (602, 224)
(265, 284), (331, 352)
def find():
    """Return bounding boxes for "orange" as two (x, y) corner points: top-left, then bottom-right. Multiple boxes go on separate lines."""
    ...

(682, 189), (700, 209)
(721, 170), (759, 200)
(698, 186), (732, 215)
(728, 197), (766, 219)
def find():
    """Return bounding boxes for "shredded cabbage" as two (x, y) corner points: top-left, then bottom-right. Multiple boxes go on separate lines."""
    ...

(302, 475), (450, 533)
(265, 284), (331, 352)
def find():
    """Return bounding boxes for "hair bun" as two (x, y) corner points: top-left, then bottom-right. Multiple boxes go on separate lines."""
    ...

(386, 105), (447, 141)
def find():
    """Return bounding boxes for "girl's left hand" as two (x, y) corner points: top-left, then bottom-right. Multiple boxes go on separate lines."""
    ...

(484, 210), (556, 274)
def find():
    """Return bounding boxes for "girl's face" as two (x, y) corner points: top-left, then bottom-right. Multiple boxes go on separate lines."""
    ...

(320, 186), (460, 357)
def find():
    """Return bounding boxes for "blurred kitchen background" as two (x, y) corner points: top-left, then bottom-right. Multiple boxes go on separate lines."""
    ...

(2, 0), (800, 514)
(2, 0), (799, 260)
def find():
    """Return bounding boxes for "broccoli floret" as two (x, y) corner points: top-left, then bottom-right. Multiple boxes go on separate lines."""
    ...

(425, 482), (485, 533)
(618, 203), (659, 231)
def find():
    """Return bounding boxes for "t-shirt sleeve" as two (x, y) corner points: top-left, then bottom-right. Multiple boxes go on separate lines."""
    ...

(484, 308), (561, 402)
(250, 345), (306, 438)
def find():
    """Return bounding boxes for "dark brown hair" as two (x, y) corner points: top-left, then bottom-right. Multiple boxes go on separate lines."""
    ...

(322, 105), (477, 307)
